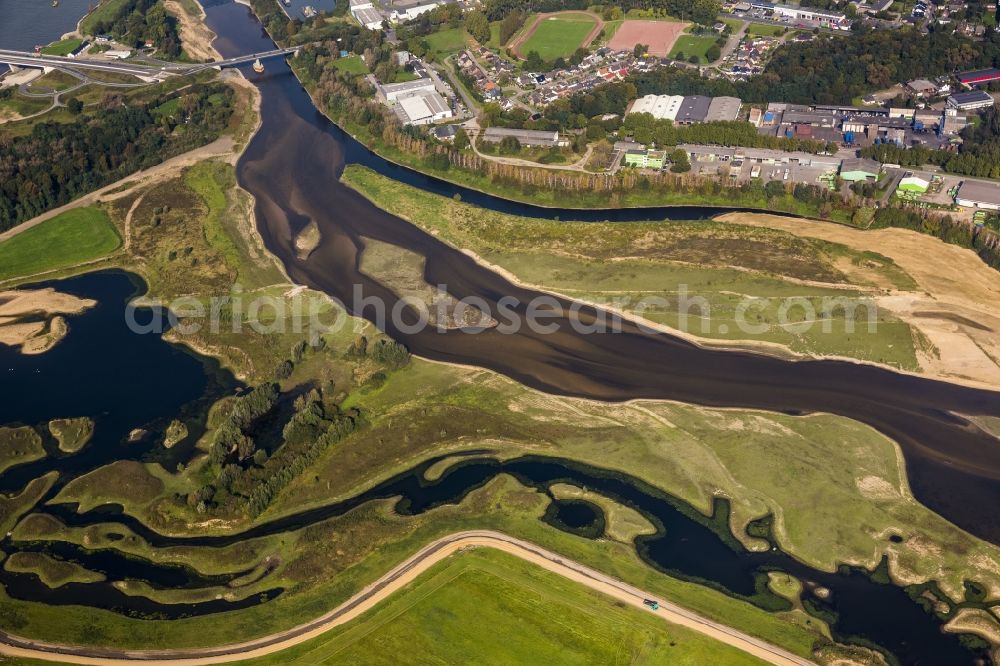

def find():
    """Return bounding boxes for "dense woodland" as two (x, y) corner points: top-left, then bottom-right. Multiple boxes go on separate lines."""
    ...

(0, 84), (234, 232)
(86, 0), (182, 58)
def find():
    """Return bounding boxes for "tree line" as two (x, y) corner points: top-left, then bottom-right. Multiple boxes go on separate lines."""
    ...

(0, 84), (235, 232)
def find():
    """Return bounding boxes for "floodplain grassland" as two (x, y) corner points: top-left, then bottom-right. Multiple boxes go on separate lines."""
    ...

(3, 552), (106, 589)
(0, 208), (120, 283)
(238, 548), (767, 666)
(48, 417), (95, 454)
(341, 165), (924, 370)
(0, 427), (46, 475)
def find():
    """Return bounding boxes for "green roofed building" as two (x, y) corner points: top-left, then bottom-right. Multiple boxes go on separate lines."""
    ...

(839, 157), (881, 182)
(898, 176), (929, 193)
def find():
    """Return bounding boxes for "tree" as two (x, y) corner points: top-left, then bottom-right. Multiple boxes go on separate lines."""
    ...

(454, 128), (471, 149)
(705, 44), (721, 62)
(633, 43), (647, 58)
(499, 135), (521, 154)
(524, 50), (545, 71)
(66, 98), (84, 114)
(764, 180), (786, 198)
(498, 11), (526, 45)
(670, 148), (690, 173)
(465, 10), (491, 44)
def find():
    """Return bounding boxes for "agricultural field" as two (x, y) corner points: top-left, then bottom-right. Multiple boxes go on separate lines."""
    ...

(0, 207), (121, 283)
(512, 12), (601, 60)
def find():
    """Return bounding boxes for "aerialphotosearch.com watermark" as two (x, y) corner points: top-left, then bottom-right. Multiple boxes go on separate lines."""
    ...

(124, 283), (881, 339)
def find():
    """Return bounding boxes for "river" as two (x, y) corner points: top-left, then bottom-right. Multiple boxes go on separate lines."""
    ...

(198, 1), (1000, 545)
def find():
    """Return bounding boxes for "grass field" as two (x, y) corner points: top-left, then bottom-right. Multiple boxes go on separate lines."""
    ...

(332, 55), (367, 74)
(40, 38), (84, 56)
(668, 34), (719, 63)
(519, 13), (598, 60)
(239, 549), (765, 665)
(747, 23), (787, 36)
(424, 27), (469, 56)
(0, 207), (120, 282)
(79, 0), (131, 35)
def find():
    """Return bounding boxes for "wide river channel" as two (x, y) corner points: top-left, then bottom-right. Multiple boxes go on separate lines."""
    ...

(0, 1), (998, 663)
(202, 0), (1000, 545)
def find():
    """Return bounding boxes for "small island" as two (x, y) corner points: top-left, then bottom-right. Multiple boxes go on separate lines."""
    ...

(48, 417), (95, 454)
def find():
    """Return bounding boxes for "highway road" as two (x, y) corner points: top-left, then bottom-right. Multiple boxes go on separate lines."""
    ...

(0, 530), (815, 666)
(0, 46), (301, 79)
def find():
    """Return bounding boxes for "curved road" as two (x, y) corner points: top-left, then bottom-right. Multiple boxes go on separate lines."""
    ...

(0, 530), (814, 666)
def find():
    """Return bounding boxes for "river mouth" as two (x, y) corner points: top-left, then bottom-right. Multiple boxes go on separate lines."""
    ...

(198, 1), (1000, 545)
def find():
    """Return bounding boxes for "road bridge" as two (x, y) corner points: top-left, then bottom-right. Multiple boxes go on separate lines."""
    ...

(0, 46), (301, 80)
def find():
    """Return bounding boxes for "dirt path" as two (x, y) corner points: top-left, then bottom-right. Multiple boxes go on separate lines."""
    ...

(471, 135), (594, 171)
(0, 137), (235, 245)
(510, 11), (605, 59)
(0, 530), (813, 666)
(719, 212), (1000, 388)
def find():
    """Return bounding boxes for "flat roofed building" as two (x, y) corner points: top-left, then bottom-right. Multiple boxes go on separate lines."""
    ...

(628, 94), (684, 121)
(676, 95), (712, 124)
(947, 91), (994, 111)
(955, 180), (1000, 210)
(391, 0), (444, 21)
(957, 68), (1000, 87)
(705, 96), (741, 122)
(396, 91), (452, 125)
(379, 77), (435, 102)
(352, 6), (385, 29)
(482, 127), (563, 147)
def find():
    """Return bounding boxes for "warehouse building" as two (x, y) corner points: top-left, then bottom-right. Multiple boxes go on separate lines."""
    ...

(395, 91), (453, 125)
(675, 96), (712, 124)
(705, 96), (741, 122)
(350, 0), (385, 29)
(956, 68), (1000, 88)
(379, 78), (436, 102)
(955, 181), (1000, 210)
(390, 0), (446, 22)
(628, 94), (685, 121)
(839, 158), (881, 182)
(947, 91), (995, 111)
(482, 127), (565, 147)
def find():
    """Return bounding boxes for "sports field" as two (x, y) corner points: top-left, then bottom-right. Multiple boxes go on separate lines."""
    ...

(606, 19), (688, 57)
(668, 34), (719, 63)
(512, 12), (602, 60)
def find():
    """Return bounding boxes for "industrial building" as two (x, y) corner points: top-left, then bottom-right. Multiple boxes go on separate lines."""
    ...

(705, 96), (742, 122)
(747, 1), (850, 28)
(897, 176), (929, 193)
(378, 77), (436, 102)
(947, 91), (995, 111)
(675, 96), (712, 124)
(482, 127), (565, 147)
(955, 181), (1000, 210)
(395, 90), (453, 125)
(956, 68), (1000, 88)
(390, 0), (446, 22)
(839, 158), (881, 182)
(628, 94), (684, 121)
(350, 0), (385, 29)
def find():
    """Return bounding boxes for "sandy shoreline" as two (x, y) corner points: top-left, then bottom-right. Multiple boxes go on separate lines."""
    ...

(0, 288), (95, 354)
